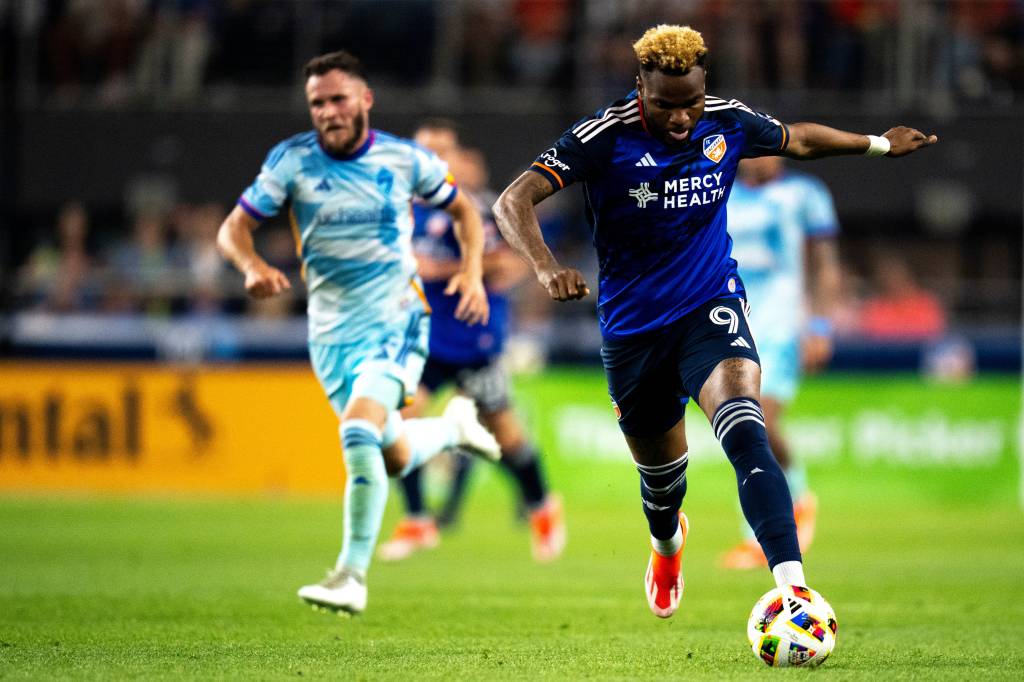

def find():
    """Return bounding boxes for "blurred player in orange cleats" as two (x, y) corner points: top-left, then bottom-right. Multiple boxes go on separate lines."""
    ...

(723, 493), (818, 569)
(380, 120), (565, 565)
(377, 516), (440, 562)
(529, 494), (567, 562)
(720, 153), (839, 570)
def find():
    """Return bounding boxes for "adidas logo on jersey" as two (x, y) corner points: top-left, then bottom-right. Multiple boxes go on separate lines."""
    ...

(634, 152), (658, 167)
(315, 177), (331, 191)
(730, 337), (751, 348)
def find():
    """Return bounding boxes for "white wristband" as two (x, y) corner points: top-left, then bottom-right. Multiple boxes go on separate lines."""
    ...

(864, 134), (891, 157)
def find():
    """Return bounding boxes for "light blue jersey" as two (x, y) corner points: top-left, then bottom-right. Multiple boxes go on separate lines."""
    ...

(239, 129), (457, 346)
(727, 170), (838, 399)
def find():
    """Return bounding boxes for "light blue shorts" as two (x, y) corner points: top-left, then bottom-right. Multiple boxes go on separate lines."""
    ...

(757, 335), (800, 403)
(309, 312), (430, 417)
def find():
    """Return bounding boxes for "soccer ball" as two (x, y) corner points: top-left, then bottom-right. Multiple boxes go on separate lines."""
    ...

(747, 585), (837, 667)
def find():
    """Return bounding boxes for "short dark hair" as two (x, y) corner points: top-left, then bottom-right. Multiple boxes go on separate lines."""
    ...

(303, 50), (367, 81)
(415, 117), (460, 137)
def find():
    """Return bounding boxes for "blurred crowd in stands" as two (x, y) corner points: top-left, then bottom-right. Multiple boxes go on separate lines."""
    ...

(12, 0), (1023, 105)
(13, 197), (954, 347)
(14, 200), (297, 319)
(3, 0), (1019, 368)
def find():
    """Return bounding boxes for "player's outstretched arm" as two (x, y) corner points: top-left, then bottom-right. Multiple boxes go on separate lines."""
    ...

(493, 171), (590, 302)
(216, 204), (291, 299)
(443, 191), (489, 326)
(784, 123), (938, 160)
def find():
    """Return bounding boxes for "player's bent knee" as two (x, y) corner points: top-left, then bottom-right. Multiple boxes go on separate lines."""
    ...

(624, 419), (687, 467)
(382, 453), (408, 477)
(342, 396), (389, 429)
(381, 438), (411, 477)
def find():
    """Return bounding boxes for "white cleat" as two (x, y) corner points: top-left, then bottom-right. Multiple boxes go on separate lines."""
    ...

(443, 395), (500, 461)
(297, 568), (367, 615)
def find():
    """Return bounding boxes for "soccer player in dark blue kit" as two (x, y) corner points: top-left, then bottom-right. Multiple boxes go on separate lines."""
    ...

(379, 120), (566, 563)
(493, 25), (937, 618)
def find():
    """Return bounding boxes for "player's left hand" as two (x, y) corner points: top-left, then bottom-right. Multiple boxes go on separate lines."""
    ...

(801, 334), (833, 373)
(883, 126), (938, 157)
(445, 270), (490, 326)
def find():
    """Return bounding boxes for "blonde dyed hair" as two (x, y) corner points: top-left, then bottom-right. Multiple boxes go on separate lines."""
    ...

(633, 25), (708, 74)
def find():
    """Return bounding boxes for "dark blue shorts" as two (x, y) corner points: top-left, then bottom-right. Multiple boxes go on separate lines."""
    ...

(601, 297), (759, 437)
(420, 355), (510, 415)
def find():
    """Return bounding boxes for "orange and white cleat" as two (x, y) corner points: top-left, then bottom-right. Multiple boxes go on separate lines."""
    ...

(720, 538), (767, 570)
(644, 511), (689, 618)
(377, 517), (439, 562)
(529, 494), (567, 562)
(794, 491), (818, 552)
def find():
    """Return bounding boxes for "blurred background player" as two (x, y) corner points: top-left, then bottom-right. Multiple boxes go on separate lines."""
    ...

(216, 51), (500, 615)
(379, 119), (566, 563)
(721, 155), (841, 569)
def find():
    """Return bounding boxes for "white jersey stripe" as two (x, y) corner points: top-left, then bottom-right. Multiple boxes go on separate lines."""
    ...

(579, 114), (641, 144)
(574, 109), (638, 140)
(573, 99), (637, 131)
(573, 99), (638, 137)
(704, 98), (757, 116)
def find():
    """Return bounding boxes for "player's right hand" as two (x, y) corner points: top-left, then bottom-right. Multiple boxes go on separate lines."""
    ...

(537, 264), (590, 301)
(244, 262), (291, 299)
(445, 270), (490, 326)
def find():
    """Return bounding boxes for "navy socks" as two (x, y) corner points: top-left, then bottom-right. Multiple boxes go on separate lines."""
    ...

(636, 452), (688, 540)
(713, 397), (800, 568)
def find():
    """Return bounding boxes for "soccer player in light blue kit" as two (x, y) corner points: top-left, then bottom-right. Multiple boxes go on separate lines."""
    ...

(721, 155), (841, 569)
(494, 25), (936, 619)
(216, 51), (500, 616)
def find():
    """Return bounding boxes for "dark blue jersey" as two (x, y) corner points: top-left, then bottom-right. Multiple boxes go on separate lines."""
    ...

(529, 92), (789, 339)
(412, 193), (509, 364)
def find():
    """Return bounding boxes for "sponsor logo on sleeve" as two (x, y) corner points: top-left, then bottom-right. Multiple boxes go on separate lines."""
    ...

(540, 147), (571, 172)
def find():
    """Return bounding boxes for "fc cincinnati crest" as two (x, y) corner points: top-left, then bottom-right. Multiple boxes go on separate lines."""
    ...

(703, 134), (727, 163)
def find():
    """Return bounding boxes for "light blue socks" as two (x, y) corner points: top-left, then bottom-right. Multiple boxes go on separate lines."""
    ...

(337, 420), (389, 574)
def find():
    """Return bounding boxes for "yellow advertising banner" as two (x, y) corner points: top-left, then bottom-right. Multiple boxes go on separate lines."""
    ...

(0, 363), (344, 494)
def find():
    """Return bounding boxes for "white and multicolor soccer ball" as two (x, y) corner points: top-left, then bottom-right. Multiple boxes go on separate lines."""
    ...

(747, 585), (837, 667)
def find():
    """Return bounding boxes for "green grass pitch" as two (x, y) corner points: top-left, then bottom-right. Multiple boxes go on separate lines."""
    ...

(2, 372), (1023, 679)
